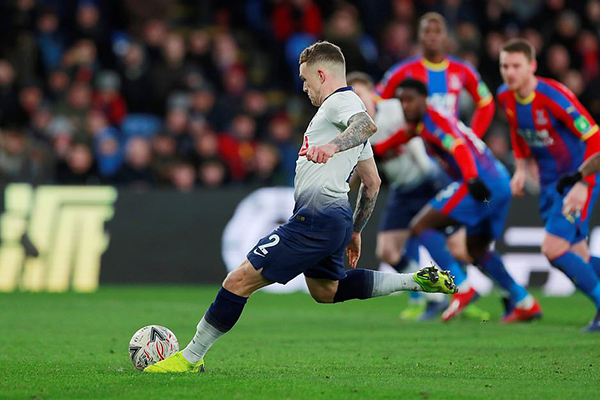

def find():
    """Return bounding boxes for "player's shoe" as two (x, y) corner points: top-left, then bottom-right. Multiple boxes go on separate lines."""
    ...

(417, 298), (450, 321)
(501, 299), (542, 323)
(461, 304), (491, 322)
(144, 351), (205, 373)
(413, 265), (458, 294)
(399, 302), (426, 320)
(582, 310), (600, 332)
(441, 287), (479, 322)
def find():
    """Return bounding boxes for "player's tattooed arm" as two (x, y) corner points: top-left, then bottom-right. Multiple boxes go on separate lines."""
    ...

(352, 158), (381, 233)
(306, 112), (377, 164)
(353, 182), (379, 233)
(331, 112), (377, 153)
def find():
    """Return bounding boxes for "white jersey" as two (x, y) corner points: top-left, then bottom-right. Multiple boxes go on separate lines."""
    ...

(294, 87), (373, 229)
(370, 99), (436, 191)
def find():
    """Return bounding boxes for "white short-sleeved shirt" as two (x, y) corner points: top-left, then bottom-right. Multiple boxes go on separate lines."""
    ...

(370, 98), (436, 191)
(294, 87), (373, 226)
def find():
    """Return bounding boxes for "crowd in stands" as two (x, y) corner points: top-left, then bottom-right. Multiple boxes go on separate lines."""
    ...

(0, 0), (598, 191)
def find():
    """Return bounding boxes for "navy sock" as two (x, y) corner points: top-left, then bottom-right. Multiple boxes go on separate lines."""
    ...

(478, 251), (528, 303)
(551, 252), (600, 308)
(418, 229), (467, 286)
(589, 256), (600, 277)
(204, 287), (248, 333)
(333, 269), (374, 303)
(391, 237), (420, 272)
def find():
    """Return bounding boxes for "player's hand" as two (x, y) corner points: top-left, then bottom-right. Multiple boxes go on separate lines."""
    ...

(562, 181), (588, 217)
(346, 232), (361, 269)
(510, 169), (527, 197)
(467, 178), (491, 202)
(306, 143), (339, 164)
(556, 171), (582, 195)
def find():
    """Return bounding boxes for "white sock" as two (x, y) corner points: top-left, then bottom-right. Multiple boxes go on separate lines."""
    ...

(371, 271), (421, 297)
(423, 292), (447, 302)
(181, 317), (224, 363)
(516, 294), (534, 309)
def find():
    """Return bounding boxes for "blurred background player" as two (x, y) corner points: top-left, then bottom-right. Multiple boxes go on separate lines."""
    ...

(375, 12), (496, 320)
(391, 78), (540, 323)
(497, 38), (600, 332)
(145, 42), (457, 373)
(348, 71), (488, 321)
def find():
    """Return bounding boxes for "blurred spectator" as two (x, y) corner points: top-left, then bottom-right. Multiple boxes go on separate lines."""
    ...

(545, 44), (571, 80)
(168, 160), (196, 191)
(92, 70), (127, 125)
(55, 142), (101, 185)
(87, 110), (123, 178)
(46, 68), (71, 103)
(17, 80), (44, 125)
(118, 42), (157, 114)
(198, 158), (228, 188)
(0, 60), (19, 127)
(36, 9), (66, 75)
(53, 82), (93, 142)
(325, 4), (367, 72)
(115, 136), (155, 187)
(152, 32), (195, 109)
(219, 113), (257, 182)
(267, 113), (297, 186)
(248, 142), (287, 187)
(0, 127), (47, 184)
(272, 0), (322, 42)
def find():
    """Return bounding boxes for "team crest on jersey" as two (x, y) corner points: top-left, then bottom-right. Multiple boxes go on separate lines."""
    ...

(449, 74), (461, 91)
(535, 110), (548, 126)
(298, 135), (309, 156)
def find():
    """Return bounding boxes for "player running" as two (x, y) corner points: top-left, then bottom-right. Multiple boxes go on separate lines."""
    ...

(145, 42), (457, 373)
(349, 71), (488, 321)
(375, 12), (495, 320)
(497, 38), (600, 332)
(384, 78), (539, 323)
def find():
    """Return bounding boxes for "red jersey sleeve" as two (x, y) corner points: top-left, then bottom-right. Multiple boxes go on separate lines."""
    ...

(462, 64), (495, 137)
(375, 66), (407, 100)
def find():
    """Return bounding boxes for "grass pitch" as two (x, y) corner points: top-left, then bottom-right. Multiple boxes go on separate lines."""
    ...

(1, 286), (599, 400)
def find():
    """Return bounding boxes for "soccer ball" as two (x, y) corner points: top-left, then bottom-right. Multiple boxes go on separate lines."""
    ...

(128, 325), (179, 371)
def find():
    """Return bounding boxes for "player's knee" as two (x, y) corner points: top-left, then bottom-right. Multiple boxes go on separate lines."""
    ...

(222, 269), (244, 293)
(376, 245), (400, 265)
(541, 237), (570, 261)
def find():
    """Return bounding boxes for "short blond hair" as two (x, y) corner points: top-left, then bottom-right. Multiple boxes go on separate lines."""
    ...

(419, 12), (447, 31)
(299, 41), (345, 67)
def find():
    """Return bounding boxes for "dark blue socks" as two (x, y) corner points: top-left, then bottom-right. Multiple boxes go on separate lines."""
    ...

(478, 250), (528, 303)
(205, 287), (248, 332)
(333, 269), (374, 303)
(551, 252), (600, 308)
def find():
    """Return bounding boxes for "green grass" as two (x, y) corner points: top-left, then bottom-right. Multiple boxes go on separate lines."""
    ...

(1, 286), (599, 400)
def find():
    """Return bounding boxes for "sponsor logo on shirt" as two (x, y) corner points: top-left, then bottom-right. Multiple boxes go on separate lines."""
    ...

(517, 128), (555, 147)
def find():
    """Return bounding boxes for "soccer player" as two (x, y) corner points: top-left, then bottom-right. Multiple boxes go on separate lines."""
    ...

(349, 71), (488, 321)
(376, 12), (494, 136)
(497, 38), (600, 331)
(384, 78), (540, 323)
(145, 42), (457, 373)
(376, 12), (495, 320)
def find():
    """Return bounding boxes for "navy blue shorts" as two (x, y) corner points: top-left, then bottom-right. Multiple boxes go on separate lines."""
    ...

(379, 179), (442, 232)
(246, 216), (353, 284)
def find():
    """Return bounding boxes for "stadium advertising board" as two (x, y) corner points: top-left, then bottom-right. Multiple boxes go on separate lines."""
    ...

(0, 184), (598, 293)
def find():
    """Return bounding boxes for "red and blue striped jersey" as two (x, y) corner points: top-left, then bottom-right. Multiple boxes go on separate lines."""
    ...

(376, 55), (494, 137)
(417, 107), (500, 182)
(497, 77), (600, 187)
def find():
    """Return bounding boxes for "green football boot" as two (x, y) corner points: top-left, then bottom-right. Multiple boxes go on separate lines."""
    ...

(144, 351), (205, 373)
(413, 264), (458, 294)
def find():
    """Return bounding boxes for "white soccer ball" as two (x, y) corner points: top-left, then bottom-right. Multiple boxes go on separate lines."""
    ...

(128, 325), (179, 371)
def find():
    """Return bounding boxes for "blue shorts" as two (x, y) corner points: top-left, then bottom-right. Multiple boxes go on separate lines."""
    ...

(430, 163), (511, 240)
(539, 182), (600, 244)
(246, 215), (353, 284)
(379, 179), (446, 232)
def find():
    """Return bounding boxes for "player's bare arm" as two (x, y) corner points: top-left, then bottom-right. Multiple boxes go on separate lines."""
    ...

(346, 157), (381, 268)
(510, 158), (528, 197)
(306, 112), (377, 164)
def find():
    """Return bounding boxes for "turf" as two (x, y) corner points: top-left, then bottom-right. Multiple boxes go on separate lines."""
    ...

(0, 286), (599, 400)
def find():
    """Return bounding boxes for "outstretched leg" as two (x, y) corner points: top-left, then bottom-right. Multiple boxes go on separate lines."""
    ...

(145, 259), (272, 373)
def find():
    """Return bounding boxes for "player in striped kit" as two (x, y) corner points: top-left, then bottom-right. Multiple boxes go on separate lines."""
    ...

(389, 78), (540, 323)
(145, 42), (457, 373)
(375, 12), (494, 320)
(497, 39), (600, 331)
